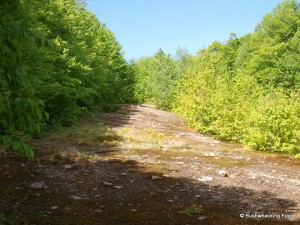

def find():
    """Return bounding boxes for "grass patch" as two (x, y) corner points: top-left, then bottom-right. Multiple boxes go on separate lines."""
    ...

(181, 204), (202, 216)
(50, 147), (89, 163)
(141, 128), (166, 144)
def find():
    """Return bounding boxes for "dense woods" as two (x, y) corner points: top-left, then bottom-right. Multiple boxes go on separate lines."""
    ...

(0, 0), (134, 157)
(1, 0), (300, 158)
(134, 0), (300, 157)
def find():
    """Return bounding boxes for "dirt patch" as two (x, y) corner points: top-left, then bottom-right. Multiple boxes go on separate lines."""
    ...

(1, 104), (299, 224)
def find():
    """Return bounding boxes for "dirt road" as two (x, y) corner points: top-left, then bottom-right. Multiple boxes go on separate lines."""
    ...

(1, 104), (299, 224)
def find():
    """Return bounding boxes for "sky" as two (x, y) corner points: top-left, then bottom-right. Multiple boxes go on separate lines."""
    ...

(86, 0), (285, 60)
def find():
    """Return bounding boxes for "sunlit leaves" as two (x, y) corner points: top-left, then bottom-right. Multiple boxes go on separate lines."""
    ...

(0, 0), (133, 158)
(172, 0), (300, 155)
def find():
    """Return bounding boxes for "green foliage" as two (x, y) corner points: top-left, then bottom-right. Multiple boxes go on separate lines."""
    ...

(172, 0), (300, 155)
(0, 0), (134, 157)
(181, 204), (202, 216)
(132, 48), (190, 109)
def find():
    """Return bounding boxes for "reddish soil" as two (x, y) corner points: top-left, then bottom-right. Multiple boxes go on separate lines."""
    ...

(0, 104), (299, 225)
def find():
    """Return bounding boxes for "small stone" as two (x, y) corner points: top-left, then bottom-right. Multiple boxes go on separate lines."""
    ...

(198, 176), (214, 182)
(195, 195), (201, 198)
(71, 195), (82, 200)
(94, 209), (102, 213)
(114, 186), (123, 189)
(198, 216), (208, 221)
(177, 133), (185, 137)
(64, 165), (72, 170)
(51, 206), (59, 210)
(131, 209), (137, 212)
(30, 181), (45, 189)
(93, 188), (98, 191)
(167, 199), (175, 203)
(218, 170), (228, 177)
(203, 152), (216, 157)
(102, 182), (113, 186)
(152, 175), (162, 180)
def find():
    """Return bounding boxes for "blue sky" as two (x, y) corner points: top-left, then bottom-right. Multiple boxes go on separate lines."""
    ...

(86, 0), (285, 60)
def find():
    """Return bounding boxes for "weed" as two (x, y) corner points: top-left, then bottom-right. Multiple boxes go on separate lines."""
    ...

(181, 204), (202, 216)
(51, 147), (89, 163)
(142, 128), (166, 144)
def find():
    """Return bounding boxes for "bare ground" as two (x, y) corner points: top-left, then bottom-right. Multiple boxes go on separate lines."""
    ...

(1, 104), (300, 225)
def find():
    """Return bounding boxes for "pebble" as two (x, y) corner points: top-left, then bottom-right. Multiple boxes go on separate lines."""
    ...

(114, 186), (123, 189)
(198, 176), (214, 182)
(198, 216), (208, 221)
(94, 209), (102, 213)
(152, 175), (162, 180)
(30, 181), (45, 189)
(218, 170), (228, 177)
(64, 165), (72, 170)
(71, 195), (82, 200)
(102, 182), (113, 186)
(51, 206), (59, 210)
(203, 152), (217, 157)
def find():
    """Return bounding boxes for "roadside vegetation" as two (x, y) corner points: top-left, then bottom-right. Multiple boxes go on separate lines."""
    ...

(133, 0), (300, 157)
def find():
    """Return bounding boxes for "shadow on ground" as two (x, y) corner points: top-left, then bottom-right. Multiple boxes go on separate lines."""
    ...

(0, 155), (298, 225)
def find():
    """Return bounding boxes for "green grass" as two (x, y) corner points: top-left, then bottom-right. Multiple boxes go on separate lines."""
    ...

(181, 204), (202, 216)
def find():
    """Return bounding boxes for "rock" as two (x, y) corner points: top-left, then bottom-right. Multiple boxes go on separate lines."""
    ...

(198, 176), (214, 182)
(131, 209), (137, 212)
(30, 181), (45, 189)
(167, 199), (175, 203)
(51, 206), (59, 210)
(102, 182), (113, 186)
(203, 152), (216, 157)
(71, 195), (82, 200)
(64, 165), (72, 170)
(195, 195), (201, 198)
(176, 132), (185, 137)
(198, 216), (208, 221)
(94, 209), (102, 213)
(218, 170), (228, 177)
(114, 186), (123, 189)
(152, 175), (162, 180)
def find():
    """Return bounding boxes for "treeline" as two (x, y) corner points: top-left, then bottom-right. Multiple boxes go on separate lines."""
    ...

(133, 0), (300, 157)
(133, 48), (191, 109)
(0, 0), (134, 157)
